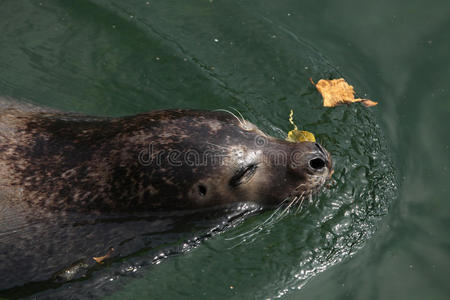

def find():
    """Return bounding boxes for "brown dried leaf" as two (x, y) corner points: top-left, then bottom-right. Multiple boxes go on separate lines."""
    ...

(93, 248), (115, 264)
(360, 99), (378, 107)
(310, 78), (378, 107)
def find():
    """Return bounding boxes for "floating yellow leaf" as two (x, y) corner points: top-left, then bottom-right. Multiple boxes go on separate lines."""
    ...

(287, 129), (316, 143)
(93, 248), (114, 264)
(286, 109), (316, 143)
(310, 78), (378, 107)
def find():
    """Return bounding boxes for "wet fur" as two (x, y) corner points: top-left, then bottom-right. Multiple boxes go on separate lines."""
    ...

(0, 98), (332, 294)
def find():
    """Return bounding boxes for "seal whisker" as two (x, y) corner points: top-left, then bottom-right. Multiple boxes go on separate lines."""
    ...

(276, 195), (300, 220)
(226, 197), (290, 241)
(256, 198), (290, 226)
(227, 198), (294, 249)
(213, 108), (245, 127)
(228, 235), (257, 249)
(229, 106), (247, 127)
(206, 142), (229, 150)
(264, 197), (294, 226)
(295, 192), (307, 214)
(226, 225), (265, 248)
(225, 226), (262, 241)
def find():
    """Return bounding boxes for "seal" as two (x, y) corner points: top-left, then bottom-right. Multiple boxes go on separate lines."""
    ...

(0, 99), (333, 295)
(0, 100), (332, 212)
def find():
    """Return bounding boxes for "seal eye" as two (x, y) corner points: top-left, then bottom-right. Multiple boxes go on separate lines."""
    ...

(309, 158), (326, 170)
(229, 164), (258, 187)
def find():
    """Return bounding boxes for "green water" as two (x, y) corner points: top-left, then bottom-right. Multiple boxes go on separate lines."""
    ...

(0, 0), (449, 299)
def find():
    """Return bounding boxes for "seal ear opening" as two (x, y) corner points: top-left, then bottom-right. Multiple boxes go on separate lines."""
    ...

(198, 184), (207, 196)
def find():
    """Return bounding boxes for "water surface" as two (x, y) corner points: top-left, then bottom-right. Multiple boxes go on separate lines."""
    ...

(0, 0), (448, 299)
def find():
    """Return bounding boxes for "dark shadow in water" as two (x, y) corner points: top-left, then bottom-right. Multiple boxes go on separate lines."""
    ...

(0, 201), (261, 299)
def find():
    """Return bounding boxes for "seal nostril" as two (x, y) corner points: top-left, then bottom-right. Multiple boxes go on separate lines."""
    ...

(198, 184), (207, 196)
(310, 158), (326, 170)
